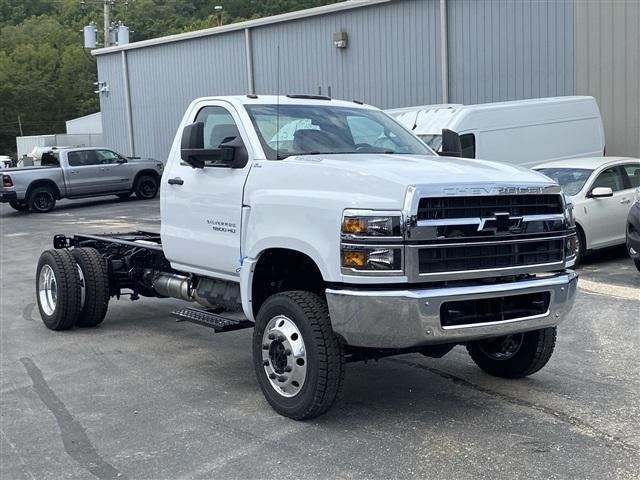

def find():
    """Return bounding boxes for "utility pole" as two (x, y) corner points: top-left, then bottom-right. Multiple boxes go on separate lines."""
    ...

(103, 0), (110, 47)
(17, 115), (23, 136)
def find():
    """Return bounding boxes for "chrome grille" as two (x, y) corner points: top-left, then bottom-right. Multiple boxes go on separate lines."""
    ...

(417, 195), (564, 220)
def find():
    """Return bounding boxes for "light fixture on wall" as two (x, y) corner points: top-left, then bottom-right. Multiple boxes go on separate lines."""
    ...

(333, 31), (348, 48)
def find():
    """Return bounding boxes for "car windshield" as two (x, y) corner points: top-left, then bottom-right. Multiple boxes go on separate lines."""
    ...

(418, 134), (442, 151)
(535, 167), (594, 196)
(245, 104), (434, 160)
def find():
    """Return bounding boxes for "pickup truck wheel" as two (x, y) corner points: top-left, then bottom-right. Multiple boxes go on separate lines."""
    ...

(253, 291), (345, 420)
(8, 200), (30, 212)
(134, 175), (158, 200)
(71, 248), (110, 327)
(28, 186), (56, 213)
(36, 249), (81, 330)
(466, 327), (557, 379)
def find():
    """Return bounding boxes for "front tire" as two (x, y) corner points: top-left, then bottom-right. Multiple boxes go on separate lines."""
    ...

(134, 175), (158, 200)
(574, 226), (586, 266)
(8, 200), (29, 212)
(253, 291), (345, 420)
(36, 249), (81, 330)
(71, 248), (110, 327)
(28, 186), (56, 213)
(634, 259), (640, 273)
(466, 327), (556, 379)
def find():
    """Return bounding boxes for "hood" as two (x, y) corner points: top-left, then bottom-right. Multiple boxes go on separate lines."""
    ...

(284, 153), (557, 188)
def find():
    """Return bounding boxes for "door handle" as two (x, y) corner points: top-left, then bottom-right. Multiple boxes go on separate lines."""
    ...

(167, 177), (184, 185)
(621, 199), (631, 204)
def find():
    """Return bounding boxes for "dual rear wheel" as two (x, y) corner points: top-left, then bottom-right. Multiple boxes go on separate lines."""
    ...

(36, 248), (110, 330)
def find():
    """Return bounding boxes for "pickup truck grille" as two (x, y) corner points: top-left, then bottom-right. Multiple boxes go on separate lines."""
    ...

(418, 238), (565, 274)
(417, 195), (563, 220)
(407, 192), (571, 280)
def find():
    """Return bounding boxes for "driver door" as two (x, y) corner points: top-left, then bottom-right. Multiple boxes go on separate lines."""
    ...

(161, 102), (253, 279)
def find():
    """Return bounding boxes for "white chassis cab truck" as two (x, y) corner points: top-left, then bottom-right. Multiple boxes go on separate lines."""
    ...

(35, 95), (578, 420)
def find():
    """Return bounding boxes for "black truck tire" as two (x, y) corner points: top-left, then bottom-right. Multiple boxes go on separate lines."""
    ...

(8, 200), (30, 212)
(466, 327), (557, 379)
(134, 175), (159, 200)
(71, 248), (110, 327)
(36, 249), (81, 330)
(574, 226), (586, 267)
(253, 291), (345, 420)
(28, 186), (57, 213)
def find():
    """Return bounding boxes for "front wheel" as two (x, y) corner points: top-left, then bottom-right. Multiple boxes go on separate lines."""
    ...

(634, 259), (640, 273)
(466, 327), (556, 378)
(134, 175), (158, 200)
(253, 291), (345, 420)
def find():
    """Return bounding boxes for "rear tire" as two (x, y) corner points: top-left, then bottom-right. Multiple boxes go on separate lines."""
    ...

(28, 186), (56, 213)
(253, 291), (345, 420)
(466, 327), (556, 379)
(36, 249), (81, 330)
(8, 200), (29, 212)
(134, 175), (158, 200)
(71, 248), (110, 327)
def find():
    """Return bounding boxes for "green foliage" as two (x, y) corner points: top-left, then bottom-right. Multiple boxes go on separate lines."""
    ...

(0, 0), (337, 157)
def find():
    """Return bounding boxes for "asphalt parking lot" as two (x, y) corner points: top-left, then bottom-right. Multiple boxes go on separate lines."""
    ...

(1, 198), (639, 480)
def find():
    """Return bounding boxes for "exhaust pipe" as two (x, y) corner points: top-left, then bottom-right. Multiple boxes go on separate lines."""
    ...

(152, 273), (193, 301)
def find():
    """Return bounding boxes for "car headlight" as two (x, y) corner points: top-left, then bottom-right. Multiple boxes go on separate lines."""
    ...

(564, 199), (576, 228)
(341, 211), (402, 237)
(341, 246), (402, 271)
(341, 210), (403, 273)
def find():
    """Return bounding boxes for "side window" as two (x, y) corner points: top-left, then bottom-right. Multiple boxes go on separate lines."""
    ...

(67, 151), (99, 167)
(460, 134), (476, 158)
(592, 167), (625, 192)
(622, 163), (640, 188)
(195, 106), (239, 149)
(95, 150), (124, 164)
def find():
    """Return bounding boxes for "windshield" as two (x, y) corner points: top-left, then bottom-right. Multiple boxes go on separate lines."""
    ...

(535, 167), (594, 196)
(418, 134), (442, 151)
(245, 104), (434, 160)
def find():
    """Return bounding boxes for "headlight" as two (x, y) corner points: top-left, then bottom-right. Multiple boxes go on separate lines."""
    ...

(341, 211), (402, 237)
(564, 199), (575, 227)
(341, 246), (402, 271)
(341, 210), (404, 274)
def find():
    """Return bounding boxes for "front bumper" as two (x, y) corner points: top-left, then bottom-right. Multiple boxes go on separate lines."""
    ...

(326, 270), (578, 348)
(0, 191), (17, 203)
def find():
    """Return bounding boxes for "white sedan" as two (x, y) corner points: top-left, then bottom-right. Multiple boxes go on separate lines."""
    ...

(534, 157), (640, 265)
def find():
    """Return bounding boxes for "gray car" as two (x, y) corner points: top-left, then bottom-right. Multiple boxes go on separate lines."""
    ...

(0, 147), (163, 212)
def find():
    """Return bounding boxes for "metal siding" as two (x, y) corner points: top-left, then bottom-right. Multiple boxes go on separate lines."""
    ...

(96, 53), (129, 155)
(447, 0), (574, 104)
(575, 0), (640, 157)
(125, 32), (247, 162)
(250, 0), (441, 109)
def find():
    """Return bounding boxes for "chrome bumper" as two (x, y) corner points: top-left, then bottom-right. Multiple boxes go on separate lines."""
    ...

(326, 270), (578, 349)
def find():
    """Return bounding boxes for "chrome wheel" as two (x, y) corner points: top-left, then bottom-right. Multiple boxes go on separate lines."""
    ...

(261, 315), (307, 398)
(478, 334), (524, 360)
(76, 264), (86, 309)
(38, 264), (57, 316)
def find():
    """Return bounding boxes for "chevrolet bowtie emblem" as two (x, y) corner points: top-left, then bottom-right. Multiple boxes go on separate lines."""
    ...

(478, 212), (523, 234)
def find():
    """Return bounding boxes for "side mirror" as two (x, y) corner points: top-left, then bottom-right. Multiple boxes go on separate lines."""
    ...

(589, 186), (614, 198)
(439, 129), (462, 157)
(116, 158), (127, 164)
(180, 122), (235, 168)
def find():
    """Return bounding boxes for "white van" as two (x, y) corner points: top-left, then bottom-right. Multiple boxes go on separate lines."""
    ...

(387, 96), (605, 166)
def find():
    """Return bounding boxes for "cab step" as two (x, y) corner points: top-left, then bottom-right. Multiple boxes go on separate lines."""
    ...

(171, 307), (253, 332)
